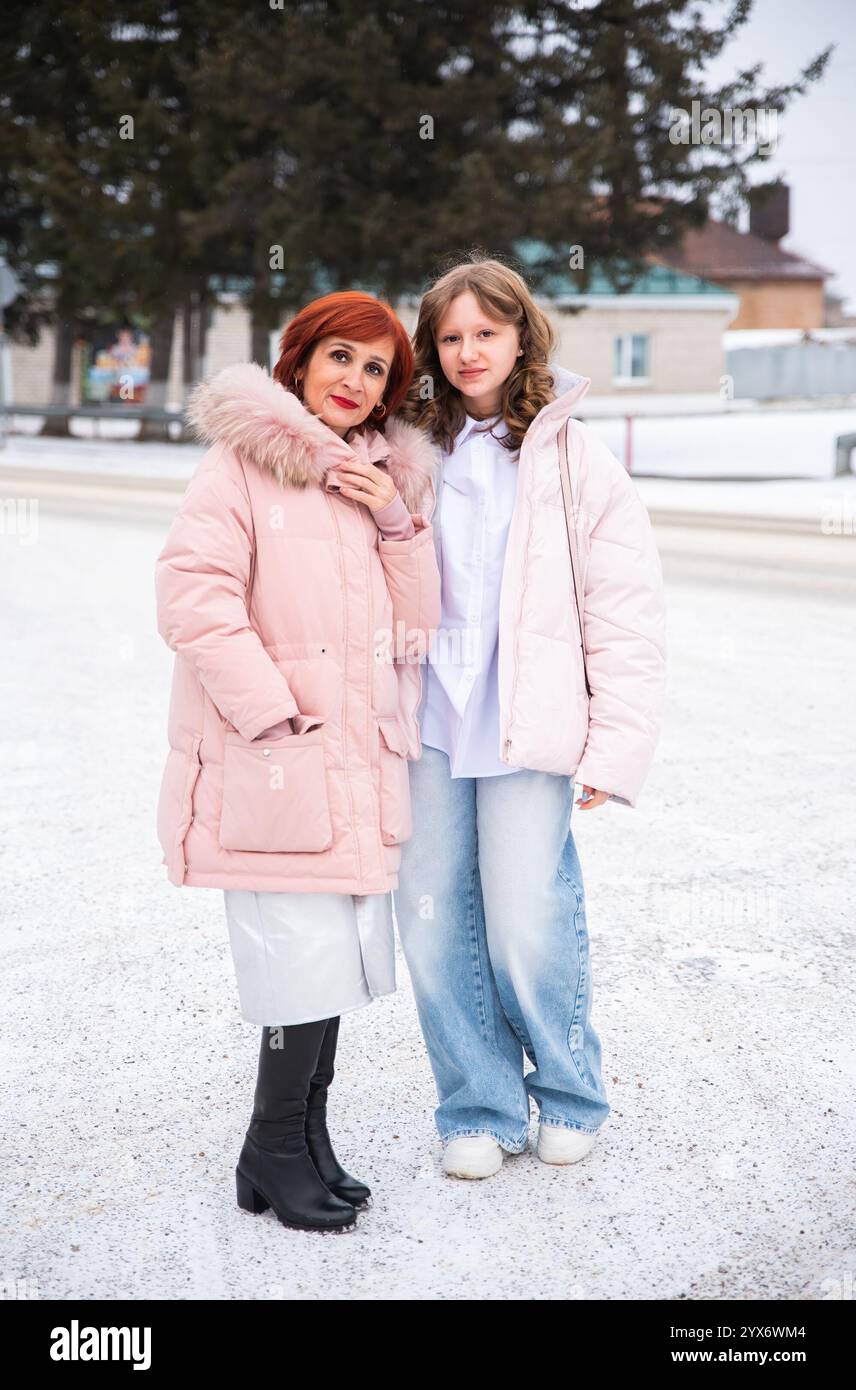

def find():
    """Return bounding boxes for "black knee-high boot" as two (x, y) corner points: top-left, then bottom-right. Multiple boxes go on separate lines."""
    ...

(305, 1016), (372, 1207)
(235, 1022), (357, 1232)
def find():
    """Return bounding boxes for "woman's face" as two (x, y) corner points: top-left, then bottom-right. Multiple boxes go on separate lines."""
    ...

(296, 333), (396, 437)
(434, 290), (520, 417)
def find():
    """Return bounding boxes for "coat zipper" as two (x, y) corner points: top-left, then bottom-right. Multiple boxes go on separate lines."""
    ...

(499, 452), (526, 767)
(410, 470), (440, 755)
(325, 487), (365, 882)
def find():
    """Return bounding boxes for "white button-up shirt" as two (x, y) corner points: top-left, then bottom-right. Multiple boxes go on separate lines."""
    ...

(420, 411), (523, 778)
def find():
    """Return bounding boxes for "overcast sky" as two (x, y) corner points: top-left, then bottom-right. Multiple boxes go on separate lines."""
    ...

(705, 0), (856, 310)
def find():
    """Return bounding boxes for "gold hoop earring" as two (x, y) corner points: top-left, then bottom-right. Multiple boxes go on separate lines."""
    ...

(373, 401), (386, 417)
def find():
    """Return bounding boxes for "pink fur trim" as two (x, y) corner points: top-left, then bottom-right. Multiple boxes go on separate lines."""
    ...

(377, 414), (437, 514)
(186, 361), (438, 510)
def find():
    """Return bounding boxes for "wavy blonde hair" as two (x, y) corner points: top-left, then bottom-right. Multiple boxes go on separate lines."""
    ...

(401, 255), (559, 454)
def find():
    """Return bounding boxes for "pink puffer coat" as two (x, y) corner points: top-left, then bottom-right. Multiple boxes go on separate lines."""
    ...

(411, 365), (666, 806)
(155, 363), (441, 893)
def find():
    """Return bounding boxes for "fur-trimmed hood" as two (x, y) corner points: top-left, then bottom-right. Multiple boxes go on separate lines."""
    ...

(186, 361), (437, 514)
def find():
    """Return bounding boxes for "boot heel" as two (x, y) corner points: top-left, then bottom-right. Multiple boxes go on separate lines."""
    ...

(236, 1167), (270, 1214)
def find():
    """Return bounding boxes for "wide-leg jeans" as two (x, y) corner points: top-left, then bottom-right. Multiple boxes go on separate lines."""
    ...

(394, 745), (610, 1152)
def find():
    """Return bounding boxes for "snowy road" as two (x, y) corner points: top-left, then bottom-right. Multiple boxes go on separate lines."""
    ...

(1, 493), (854, 1301)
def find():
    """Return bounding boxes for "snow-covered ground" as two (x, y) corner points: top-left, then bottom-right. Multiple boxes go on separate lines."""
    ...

(3, 399), (856, 483)
(587, 408), (856, 480)
(1, 478), (854, 1300)
(0, 433), (203, 481)
(3, 415), (856, 538)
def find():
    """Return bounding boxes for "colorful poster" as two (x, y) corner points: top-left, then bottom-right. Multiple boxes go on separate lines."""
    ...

(84, 326), (151, 403)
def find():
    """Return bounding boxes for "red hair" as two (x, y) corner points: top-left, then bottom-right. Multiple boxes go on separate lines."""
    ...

(272, 291), (413, 429)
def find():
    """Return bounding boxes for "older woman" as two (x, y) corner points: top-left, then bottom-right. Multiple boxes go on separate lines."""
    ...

(155, 291), (440, 1232)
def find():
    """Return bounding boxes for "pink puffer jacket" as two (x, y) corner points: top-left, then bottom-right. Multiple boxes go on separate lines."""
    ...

(411, 366), (666, 806)
(155, 363), (441, 893)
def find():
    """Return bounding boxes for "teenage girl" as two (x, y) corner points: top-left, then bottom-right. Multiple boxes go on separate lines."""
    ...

(394, 258), (666, 1178)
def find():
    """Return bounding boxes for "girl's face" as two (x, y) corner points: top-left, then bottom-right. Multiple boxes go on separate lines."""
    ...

(434, 290), (520, 417)
(295, 333), (396, 437)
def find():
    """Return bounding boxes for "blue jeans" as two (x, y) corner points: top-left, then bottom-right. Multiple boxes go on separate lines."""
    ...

(394, 745), (610, 1152)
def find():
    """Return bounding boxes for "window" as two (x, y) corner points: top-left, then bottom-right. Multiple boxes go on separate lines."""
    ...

(613, 333), (650, 382)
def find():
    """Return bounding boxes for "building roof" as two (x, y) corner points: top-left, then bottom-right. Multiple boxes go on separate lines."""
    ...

(513, 239), (732, 298)
(654, 219), (832, 284)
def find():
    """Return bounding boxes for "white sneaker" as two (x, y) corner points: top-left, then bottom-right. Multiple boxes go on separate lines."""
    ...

(442, 1135), (503, 1179)
(536, 1123), (597, 1165)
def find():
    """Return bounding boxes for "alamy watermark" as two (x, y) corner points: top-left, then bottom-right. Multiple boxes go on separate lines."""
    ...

(669, 101), (779, 156)
(1, 497), (39, 545)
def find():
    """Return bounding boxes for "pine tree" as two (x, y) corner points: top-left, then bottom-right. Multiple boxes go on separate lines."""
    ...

(0, 0), (833, 406)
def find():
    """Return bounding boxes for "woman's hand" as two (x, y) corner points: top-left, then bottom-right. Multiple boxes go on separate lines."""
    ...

(334, 459), (398, 513)
(576, 785), (609, 811)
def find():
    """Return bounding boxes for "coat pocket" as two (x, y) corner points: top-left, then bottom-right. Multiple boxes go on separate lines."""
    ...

(219, 726), (333, 853)
(376, 717), (412, 846)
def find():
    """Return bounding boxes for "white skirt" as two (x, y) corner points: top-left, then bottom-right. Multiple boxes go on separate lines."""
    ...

(222, 888), (397, 1026)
